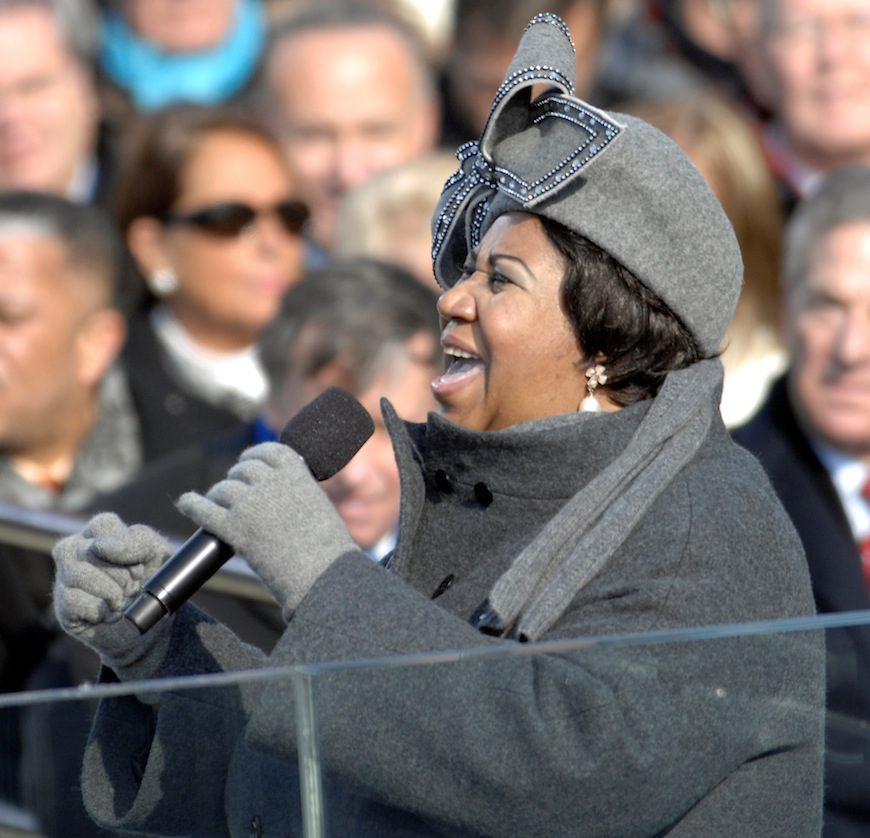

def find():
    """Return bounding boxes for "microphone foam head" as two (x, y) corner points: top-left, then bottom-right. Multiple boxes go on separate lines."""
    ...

(279, 387), (375, 480)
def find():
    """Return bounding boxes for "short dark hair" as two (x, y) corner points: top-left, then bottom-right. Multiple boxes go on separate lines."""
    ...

(111, 105), (285, 235)
(541, 217), (705, 406)
(782, 165), (870, 307)
(259, 258), (440, 394)
(0, 190), (127, 309)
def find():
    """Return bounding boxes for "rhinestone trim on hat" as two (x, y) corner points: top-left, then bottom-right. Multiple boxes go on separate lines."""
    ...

(432, 142), (484, 258)
(490, 64), (574, 115)
(431, 98), (623, 259)
(493, 94), (621, 205)
(523, 12), (576, 49)
(469, 196), (491, 250)
(488, 13), (577, 110)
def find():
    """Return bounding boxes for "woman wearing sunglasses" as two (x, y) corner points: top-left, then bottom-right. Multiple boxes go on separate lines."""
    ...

(112, 105), (307, 461)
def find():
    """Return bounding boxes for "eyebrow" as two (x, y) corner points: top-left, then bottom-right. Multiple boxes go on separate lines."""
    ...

(488, 251), (535, 278)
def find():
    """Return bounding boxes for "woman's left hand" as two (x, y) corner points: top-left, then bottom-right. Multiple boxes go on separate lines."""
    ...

(176, 442), (359, 618)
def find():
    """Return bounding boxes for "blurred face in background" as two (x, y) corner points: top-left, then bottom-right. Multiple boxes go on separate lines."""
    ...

(761, 0), (870, 167)
(130, 129), (305, 351)
(0, 5), (99, 195)
(0, 231), (122, 464)
(275, 331), (439, 551)
(266, 24), (438, 250)
(120, 0), (236, 53)
(787, 221), (870, 462)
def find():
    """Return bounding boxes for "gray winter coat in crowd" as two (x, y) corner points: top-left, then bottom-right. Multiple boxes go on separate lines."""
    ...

(80, 386), (825, 837)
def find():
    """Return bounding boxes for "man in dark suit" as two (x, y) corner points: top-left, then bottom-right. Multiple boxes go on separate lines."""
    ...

(733, 165), (870, 838)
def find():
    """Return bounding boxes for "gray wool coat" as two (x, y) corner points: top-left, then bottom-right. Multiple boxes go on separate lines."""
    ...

(80, 393), (825, 837)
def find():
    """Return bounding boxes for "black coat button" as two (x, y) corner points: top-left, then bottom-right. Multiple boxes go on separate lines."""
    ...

(431, 574), (455, 599)
(434, 469), (453, 493)
(474, 482), (493, 507)
(471, 601), (505, 635)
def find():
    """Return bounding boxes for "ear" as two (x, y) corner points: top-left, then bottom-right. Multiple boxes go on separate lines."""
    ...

(126, 216), (171, 277)
(75, 308), (128, 388)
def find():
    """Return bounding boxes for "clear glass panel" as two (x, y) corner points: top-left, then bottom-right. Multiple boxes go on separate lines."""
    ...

(306, 617), (835, 837)
(0, 505), (862, 835)
(0, 613), (867, 837)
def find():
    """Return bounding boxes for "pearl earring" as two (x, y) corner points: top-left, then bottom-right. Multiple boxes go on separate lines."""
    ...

(147, 267), (178, 297)
(580, 363), (607, 413)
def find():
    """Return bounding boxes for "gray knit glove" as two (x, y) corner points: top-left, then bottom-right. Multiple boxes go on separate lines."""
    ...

(52, 512), (174, 681)
(176, 442), (358, 619)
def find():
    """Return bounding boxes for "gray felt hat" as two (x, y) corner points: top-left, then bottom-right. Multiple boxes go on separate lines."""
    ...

(431, 13), (743, 355)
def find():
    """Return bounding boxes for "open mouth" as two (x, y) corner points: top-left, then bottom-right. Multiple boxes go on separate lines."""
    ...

(432, 345), (484, 394)
(444, 345), (481, 371)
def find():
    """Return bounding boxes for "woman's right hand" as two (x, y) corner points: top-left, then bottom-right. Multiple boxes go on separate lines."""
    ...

(52, 512), (174, 680)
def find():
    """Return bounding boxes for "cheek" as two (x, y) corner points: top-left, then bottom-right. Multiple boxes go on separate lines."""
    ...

(797, 317), (832, 351)
(376, 452), (402, 498)
(538, 318), (584, 371)
(284, 141), (332, 186)
(9, 324), (72, 378)
(771, 49), (813, 90)
(362, 433), (399, 488)
(173, 240), (241, 287)
(174, 259), (223, 306)
(793, 320), (835, 377)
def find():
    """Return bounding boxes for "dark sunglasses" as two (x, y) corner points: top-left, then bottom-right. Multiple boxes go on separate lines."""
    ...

(160, 199), (309, 237)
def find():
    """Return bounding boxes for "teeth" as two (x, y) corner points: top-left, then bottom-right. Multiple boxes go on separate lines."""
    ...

(444, 346), (479, 360)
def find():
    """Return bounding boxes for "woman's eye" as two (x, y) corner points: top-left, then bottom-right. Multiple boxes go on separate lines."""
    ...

(489, 271), (510, 289)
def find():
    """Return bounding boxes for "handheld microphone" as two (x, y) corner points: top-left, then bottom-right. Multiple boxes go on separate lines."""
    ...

(124, 387), (374, 634)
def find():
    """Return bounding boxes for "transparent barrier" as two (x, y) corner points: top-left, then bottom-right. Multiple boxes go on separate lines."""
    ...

(1, 611), (869, 837)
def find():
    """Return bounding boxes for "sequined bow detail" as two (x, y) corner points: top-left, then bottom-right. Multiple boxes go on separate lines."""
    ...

(431, 12), (625, 288)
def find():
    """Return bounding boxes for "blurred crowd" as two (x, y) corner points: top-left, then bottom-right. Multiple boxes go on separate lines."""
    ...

(0, 0), (869, 834)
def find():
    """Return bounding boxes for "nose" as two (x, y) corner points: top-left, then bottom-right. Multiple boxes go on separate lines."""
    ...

(333, 137), (368, 193)
(437, 280), (476, 323)
(249, 209), (290, 254)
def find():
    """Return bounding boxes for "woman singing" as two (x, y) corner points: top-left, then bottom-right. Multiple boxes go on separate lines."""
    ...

(53, 13), (823, 837)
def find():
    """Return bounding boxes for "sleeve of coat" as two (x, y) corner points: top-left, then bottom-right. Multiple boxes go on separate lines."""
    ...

(79, 603), (267, 837)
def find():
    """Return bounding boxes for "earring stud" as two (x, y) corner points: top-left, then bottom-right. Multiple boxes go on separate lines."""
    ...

(147, 267), (178, 297)
(580, 363), (607, 413)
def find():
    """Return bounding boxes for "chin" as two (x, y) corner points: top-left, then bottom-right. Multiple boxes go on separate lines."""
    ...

(350, 532), (380, 552)
(816, 416), (870, 454)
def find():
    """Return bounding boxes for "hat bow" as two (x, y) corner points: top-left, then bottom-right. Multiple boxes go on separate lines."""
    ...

(432, 12), (625, 286)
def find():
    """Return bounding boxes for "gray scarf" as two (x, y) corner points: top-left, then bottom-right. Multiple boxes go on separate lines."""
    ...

(482, 358), (723, 641)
